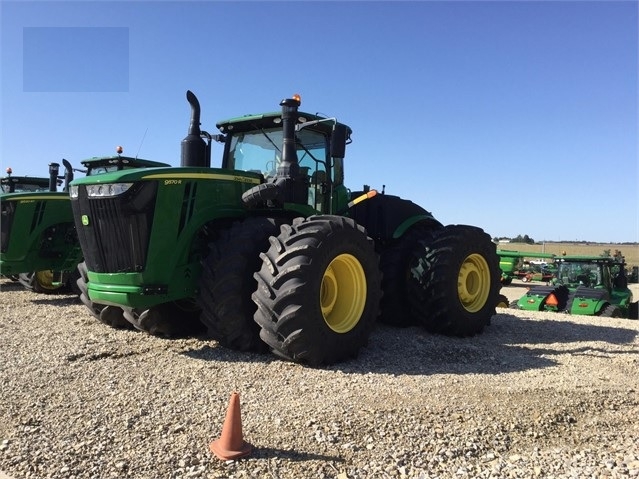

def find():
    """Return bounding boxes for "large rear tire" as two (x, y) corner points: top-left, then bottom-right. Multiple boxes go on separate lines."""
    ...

(253, 215), (382, 366)
(408, 225), (500, 336)
(197, 217), (282, 352)
(378, 223), (441, 326)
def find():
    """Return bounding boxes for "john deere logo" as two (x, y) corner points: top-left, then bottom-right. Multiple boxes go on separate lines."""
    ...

(81, 215), (90, 226)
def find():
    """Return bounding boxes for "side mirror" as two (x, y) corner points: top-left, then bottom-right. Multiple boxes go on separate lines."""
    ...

(330, 124), (347, 159)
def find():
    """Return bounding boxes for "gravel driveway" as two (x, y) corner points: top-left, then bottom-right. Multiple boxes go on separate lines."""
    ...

(1, 278), (638, 479)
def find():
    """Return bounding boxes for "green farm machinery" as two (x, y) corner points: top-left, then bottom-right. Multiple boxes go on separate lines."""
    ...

(69, 91), (501, 365)
(497, 249), (556, 285)
(0, 169), (52, 282)
(1, 168), (52, 194)
(512, 255), (638, 319)
(1, 156), (169, 293)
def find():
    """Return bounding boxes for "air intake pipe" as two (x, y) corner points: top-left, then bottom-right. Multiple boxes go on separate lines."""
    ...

(181, 90), (209, 168)
(271, 96), (309, 204)
(242, 96), (309, 207)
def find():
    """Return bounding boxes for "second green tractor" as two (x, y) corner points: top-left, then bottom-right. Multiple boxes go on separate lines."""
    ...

(69, 92), (501, 365)
(1, 157), (168, 294)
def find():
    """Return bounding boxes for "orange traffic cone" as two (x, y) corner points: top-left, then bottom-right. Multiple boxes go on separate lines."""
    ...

(209, 392), (252, 460)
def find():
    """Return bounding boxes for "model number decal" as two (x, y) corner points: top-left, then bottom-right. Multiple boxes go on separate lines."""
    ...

(164, 179), (182, 185)
(234, 176), (257, 183)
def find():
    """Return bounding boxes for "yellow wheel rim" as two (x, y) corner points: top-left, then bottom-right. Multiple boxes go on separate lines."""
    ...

(457, 254), (491, 313)
(35, 270), (60, 290)
(320, 254), (367, 333)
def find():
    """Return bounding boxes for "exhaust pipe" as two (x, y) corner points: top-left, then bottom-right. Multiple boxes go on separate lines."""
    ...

(62, 159), (74, 192)
(48, 162), (60, 192)
(181, 90), (208, 168)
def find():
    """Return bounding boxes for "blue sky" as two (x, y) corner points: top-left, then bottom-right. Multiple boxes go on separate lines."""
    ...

(1, 0), (637, 243)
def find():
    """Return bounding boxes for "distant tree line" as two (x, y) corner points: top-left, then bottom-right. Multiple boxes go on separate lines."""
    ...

(493, 235), (535, 244)
(493, 237), (638, 246)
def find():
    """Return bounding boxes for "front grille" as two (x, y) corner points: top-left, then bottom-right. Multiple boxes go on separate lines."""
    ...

(72, 182), (158, 273)
(1, 201), (16, 253)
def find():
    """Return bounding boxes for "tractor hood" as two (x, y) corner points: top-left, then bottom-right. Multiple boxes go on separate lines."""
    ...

(69, 166), (262, 188)
(0, 191), (70, 201)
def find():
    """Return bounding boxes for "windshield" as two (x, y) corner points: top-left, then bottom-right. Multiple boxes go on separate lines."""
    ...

(228, 128), (328, 180)
(87, 164), (130, 176)
(1, 182), (51, 193)
(557, 262), (602, 287)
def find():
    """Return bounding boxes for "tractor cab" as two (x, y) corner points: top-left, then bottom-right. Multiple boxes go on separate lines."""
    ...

(554, 259), (607, 289)
(217, 103), (351, 213)
(1, 167), (58, 193)
(1, 175), (51, 193)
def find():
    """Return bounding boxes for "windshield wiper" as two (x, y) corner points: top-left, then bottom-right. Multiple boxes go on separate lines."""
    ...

(259, 128), (281, 153)
(295, 136), (320, 164)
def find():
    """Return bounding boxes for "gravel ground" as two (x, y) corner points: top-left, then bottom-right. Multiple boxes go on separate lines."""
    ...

(1, 278), (638, 479)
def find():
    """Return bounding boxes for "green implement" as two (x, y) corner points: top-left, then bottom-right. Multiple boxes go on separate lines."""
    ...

(512, 255), (638, 319)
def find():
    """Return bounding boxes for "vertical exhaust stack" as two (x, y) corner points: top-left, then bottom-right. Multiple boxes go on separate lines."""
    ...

(181, 90), (208, 168)
(62, 159), (74, 192)
(48, 162), (60, 192)
(274, 96), (308, 205)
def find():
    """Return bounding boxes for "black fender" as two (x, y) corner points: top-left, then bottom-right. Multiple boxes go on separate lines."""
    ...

(347, 193), (442, 244)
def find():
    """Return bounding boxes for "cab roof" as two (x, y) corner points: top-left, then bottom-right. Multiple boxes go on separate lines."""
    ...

(1, 176), (50, 187)
(81, 156), (171, 169)
(216, 111), (352, 137)
(556, 255), (625, 264)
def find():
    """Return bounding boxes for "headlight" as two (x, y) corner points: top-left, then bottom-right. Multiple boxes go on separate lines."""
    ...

(86, 183), (134, 197)
(69, 185), (79, 198)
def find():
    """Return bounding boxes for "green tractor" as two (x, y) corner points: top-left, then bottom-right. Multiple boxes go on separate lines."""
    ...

(1, 156), (169, 294)
(0, 169), (53, 282)
(1, 167), (53, 193)
(69, 91), (501, 365)
(497, 249), (556, 285)
(511, 255), (638, 319)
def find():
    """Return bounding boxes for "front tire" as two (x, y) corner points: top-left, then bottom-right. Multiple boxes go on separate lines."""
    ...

(408, 225), (500, 336)
(197, 217), (282, 352)
(122, 300), (204, 338)
(253, 215), (382, 366)
(76, 262), (131, 329)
